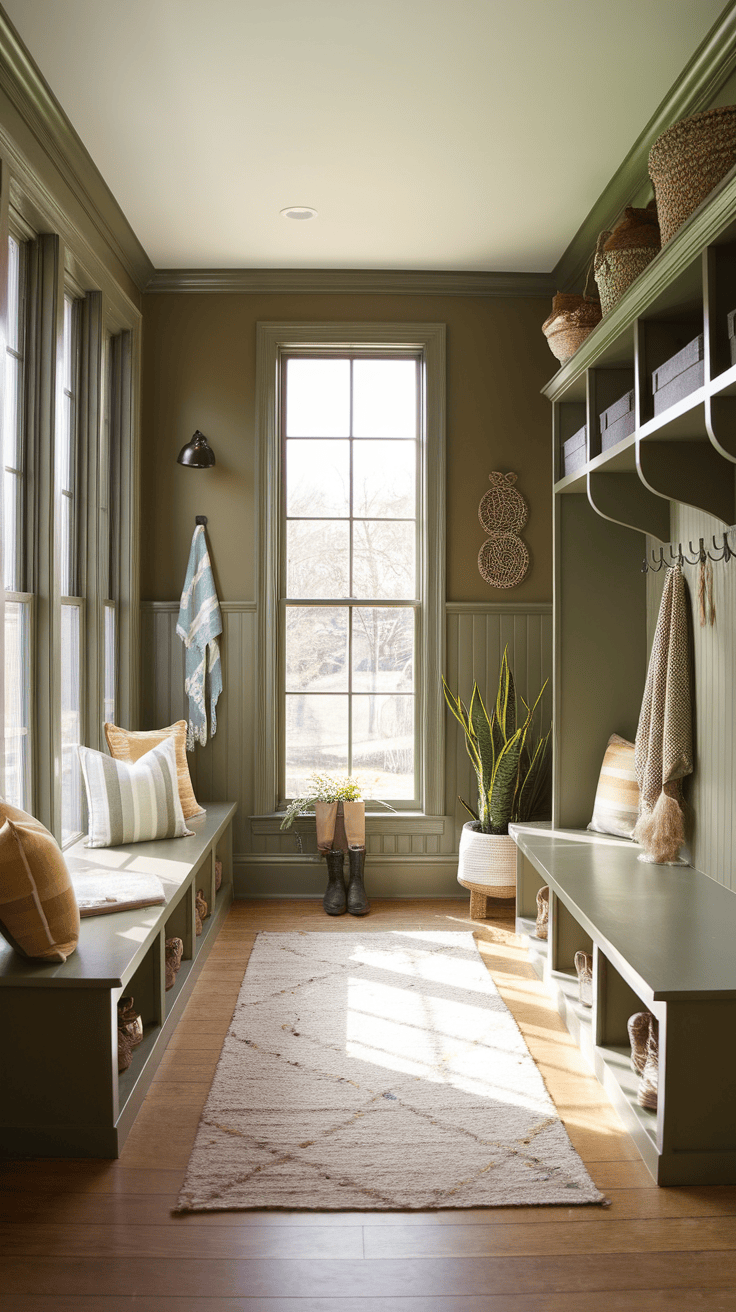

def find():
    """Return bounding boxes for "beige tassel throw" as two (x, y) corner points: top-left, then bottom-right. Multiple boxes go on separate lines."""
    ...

(633, 565), (693, 864)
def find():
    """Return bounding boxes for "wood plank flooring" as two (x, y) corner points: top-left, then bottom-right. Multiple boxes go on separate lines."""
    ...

(3, 897), (736, 1311)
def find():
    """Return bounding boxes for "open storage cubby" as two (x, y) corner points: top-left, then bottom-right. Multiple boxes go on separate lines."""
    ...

(516, 163), (736, 1187)
(512, 825), (736, 1185)
(0, 803), (236, 1158)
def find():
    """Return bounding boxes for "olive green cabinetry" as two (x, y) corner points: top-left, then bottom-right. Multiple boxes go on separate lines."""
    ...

(514, 163), (736, 1185)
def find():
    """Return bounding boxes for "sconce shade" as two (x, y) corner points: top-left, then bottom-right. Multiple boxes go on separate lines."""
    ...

(177, 430), (216, 468)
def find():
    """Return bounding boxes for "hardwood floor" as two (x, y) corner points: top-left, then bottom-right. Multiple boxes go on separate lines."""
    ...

(3, 897), (736, 1311)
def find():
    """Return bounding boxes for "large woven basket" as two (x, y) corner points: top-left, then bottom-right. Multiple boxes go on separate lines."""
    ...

(457, 823), (516, 899)
(542, 286), (602, 364)
(649, 105), (736, 246)
(594, 201), (661, 315)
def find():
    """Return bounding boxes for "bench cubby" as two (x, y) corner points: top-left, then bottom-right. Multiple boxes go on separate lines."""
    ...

(512, 823), (736, 1185)
(0, 802), (236, 1158)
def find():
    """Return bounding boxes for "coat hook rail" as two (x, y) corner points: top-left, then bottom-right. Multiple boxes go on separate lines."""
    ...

(641, 532), (733, 572)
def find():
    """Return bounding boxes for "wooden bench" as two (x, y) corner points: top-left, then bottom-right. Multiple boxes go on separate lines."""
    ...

(0, 802), (236, 1158)
(511, 821), (736, 1186)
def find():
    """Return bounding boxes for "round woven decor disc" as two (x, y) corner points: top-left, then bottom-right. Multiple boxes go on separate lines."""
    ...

(478, 473), (528, 535)
(478, 533), (529, 589)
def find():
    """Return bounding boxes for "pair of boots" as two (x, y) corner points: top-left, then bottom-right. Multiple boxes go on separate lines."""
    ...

(323, 847), (370, 916)
(628, 1011), (658, 1110)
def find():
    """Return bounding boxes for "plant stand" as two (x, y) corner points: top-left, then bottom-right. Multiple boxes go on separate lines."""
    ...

(459, 877), (515, 918)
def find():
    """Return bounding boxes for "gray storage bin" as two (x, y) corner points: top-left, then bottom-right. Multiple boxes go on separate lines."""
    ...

(599, 389), (635, 451)
(652, 334), (704, 415)
(562, 424), (587, 475)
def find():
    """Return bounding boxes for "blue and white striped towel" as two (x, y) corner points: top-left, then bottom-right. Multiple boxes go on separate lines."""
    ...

(176, 525), (222, 749)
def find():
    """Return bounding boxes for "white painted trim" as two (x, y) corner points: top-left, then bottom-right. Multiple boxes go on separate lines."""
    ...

(255, 321), (446, 818)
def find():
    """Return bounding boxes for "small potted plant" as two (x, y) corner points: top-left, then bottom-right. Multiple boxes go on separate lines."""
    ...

(442, 648), (550, 902)
(280, 772), (392, 917)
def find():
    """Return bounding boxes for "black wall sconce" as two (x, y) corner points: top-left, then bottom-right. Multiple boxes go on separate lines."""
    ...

(177, 429), (216, 468)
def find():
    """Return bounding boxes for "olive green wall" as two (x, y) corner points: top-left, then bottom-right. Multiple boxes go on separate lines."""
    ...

(140, 292), (554, 605)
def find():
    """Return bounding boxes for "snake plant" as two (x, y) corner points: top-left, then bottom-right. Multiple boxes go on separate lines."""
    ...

(442, 647), (550, 834)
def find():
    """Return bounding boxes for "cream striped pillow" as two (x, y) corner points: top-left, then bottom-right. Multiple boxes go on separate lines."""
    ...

(588, 733), (639, 839)
(79, 737), (194, 849)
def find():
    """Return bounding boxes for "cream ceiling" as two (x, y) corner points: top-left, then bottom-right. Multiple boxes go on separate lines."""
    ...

(2, 0), (728, 271)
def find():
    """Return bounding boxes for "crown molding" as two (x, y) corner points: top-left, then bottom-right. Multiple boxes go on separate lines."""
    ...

(0, 7), (153, 291)
(144, 267), (556, 297)
(552, 4), (736, 294)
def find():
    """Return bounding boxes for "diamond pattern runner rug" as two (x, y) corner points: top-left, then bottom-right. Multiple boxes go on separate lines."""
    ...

(176, 931), (604, 1211)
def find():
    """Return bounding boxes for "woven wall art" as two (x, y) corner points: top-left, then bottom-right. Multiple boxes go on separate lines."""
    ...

(478, 471), (529, 589)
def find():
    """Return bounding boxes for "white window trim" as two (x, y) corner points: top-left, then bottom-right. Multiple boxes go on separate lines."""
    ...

(255, 322), (446, 819)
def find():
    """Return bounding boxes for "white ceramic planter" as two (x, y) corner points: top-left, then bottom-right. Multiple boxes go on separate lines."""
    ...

(457, 822), (516, 897)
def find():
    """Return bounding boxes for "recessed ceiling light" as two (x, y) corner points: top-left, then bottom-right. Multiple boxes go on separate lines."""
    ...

(281, 206), (318, 221)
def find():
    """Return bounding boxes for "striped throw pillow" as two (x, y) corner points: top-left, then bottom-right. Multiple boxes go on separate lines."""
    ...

(588, 733), (639, 839)
(79, 737), (194, 848)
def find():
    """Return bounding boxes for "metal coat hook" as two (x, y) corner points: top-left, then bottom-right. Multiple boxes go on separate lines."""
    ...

(641, 531), (733, 572)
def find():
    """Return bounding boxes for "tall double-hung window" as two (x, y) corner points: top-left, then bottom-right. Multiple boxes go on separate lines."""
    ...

(284, 356), (418, 801)
(3, 234), (31, 809)
(59, 294), (83, 843)
(257, 324), (446, 819)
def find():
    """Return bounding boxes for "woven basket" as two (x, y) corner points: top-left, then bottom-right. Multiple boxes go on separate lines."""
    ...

(649, 105), (736, 246)
(594, 201), (661, 315)
(457, 823), (516, 899)
(542, 275), (602, 364)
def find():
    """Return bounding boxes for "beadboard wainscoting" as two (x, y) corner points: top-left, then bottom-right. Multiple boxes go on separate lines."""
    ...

(646, 507), (736, 891)
(140, 601), (552, 896)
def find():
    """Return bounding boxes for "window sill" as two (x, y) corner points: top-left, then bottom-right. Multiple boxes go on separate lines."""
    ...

(251, 812), (449, 837)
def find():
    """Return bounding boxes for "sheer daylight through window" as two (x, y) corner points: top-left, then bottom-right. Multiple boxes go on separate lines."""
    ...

(283, 356), (419, 803)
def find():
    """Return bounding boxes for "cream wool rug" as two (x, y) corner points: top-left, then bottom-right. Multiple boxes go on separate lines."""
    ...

(176, 931), (604, 1211)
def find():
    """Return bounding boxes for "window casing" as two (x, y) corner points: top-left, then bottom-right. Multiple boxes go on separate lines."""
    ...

(256, 323), (446, 820)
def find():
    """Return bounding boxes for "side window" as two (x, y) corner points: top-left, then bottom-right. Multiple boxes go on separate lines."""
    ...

(3, 234), (32, 809)
(59, 293), (83, 843)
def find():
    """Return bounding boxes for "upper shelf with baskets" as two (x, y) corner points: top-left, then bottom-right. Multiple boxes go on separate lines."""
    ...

(545, 165), (736, 539)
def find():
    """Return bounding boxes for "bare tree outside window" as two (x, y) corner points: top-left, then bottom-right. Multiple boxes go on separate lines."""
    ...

(283, 355), (419, 802)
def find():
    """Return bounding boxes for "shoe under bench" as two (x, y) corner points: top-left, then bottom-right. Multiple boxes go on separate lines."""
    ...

(510, 821), (736, 1186)
(0, 802), (236, 1158)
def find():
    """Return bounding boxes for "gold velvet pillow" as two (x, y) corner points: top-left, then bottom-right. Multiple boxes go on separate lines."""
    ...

(0, 802), (80, 962)
(104, 720), (204, 820)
